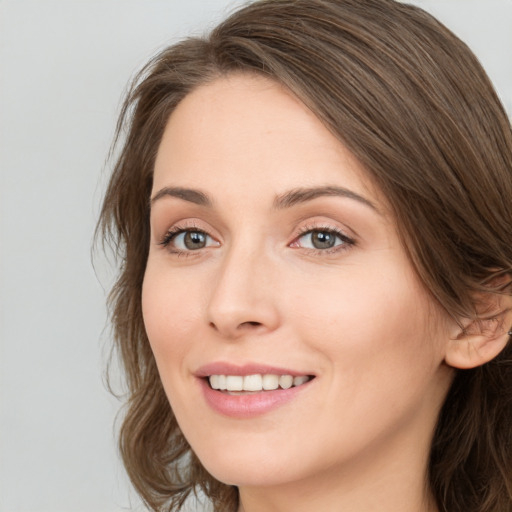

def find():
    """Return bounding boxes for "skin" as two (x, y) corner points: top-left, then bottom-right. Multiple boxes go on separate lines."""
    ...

(143, 74), (457, 512)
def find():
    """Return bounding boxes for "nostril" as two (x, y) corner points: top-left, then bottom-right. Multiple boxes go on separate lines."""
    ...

(209, 320), (261, 329)
(241, 321), (262, 328)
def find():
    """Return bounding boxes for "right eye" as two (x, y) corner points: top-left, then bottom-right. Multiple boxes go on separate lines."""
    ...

(161, 229), (219, 252)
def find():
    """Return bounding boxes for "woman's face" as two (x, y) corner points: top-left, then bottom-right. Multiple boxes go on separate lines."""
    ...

(143, 74), (455, 490)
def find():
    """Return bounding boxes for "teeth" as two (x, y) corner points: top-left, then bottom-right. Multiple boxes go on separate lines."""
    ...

(210, 375), (220, 389)
(208, 374), (311, 392)
(210, 375), (227, 390)
(279, 375), (293, 389)
(218, 374), (227, 390)
(225, 375), (243, 391)
(243, 374), (263, 391)
(293, 376), (309, 386)
(263, 374), (279, 390)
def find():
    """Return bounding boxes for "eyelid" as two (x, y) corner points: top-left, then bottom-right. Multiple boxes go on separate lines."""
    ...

(293, 220), (355, 241)
(165, 229), (217, 248)
(155, 218), (356, 255)
(157, 220), (220, 253)
(289, 222), (356, 252)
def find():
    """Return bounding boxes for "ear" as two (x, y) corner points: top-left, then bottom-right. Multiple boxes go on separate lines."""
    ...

(445, 290), (512, 370)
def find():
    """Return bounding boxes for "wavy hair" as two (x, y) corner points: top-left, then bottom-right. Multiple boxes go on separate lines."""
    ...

(97, 1), (512, 510)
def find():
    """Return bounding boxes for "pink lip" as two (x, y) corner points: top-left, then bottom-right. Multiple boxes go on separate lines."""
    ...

(195, 362), (315, 419)
(195, 362), (312, 378)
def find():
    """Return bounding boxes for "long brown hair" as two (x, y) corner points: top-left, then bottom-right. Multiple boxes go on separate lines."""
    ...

(97, 1), (512, 510)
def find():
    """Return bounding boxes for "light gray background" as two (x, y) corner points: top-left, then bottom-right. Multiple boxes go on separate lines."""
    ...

(1, 1), (511, 511)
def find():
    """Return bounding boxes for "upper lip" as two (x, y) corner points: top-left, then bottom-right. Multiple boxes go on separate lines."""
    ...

(195, 362), (314, 378)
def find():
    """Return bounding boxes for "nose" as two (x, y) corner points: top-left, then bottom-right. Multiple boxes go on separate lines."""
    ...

(206, 241), (281, 339)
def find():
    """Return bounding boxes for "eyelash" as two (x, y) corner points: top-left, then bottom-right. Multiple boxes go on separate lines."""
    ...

(292, 225), (356, 254)
(158, 223), (213, 256)
(158, 223), (356, 256)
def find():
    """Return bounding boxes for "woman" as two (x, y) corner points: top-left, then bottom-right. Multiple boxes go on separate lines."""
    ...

(98, 0), (512, 511)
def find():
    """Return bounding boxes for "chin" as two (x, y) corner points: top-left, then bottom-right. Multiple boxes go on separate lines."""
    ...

(202, 460), (297, 488)
(189, 437), (304, 488)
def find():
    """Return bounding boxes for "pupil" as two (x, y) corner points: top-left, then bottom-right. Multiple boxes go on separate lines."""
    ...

(312, 231), (335, 249)
(184, 231), (206, 250)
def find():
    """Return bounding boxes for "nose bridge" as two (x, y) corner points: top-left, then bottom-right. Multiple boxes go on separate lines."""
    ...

(207, 233), (279, 337)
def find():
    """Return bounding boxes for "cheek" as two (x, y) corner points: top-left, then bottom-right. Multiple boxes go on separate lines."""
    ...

(141, 265), (203, 367)
(288, 260), (444, 380)
(284, 267), (449, 454)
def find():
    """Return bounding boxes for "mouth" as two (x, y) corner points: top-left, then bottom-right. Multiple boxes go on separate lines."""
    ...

(207, 374), (314, 394)
(196, 365), (316, 417)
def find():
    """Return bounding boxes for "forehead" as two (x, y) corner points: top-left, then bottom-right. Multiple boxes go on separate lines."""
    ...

(153, 74), (380, 206)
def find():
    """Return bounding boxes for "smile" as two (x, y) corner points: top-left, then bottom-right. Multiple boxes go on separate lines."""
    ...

(197, 365), (315, 418)
(209, 374), (312, 392)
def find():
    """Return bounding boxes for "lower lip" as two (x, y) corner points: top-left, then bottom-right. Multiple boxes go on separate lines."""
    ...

(199, 378), (312, 418)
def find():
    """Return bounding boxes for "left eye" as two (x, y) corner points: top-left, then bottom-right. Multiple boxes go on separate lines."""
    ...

(295, 230), (348, 250)
(170, 230), (218, 251)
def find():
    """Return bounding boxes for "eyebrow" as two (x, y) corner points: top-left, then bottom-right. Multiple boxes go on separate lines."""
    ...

(150, 185), (378, 212)
(150, 186), (212, 207)
(273, 186), (379, 212)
